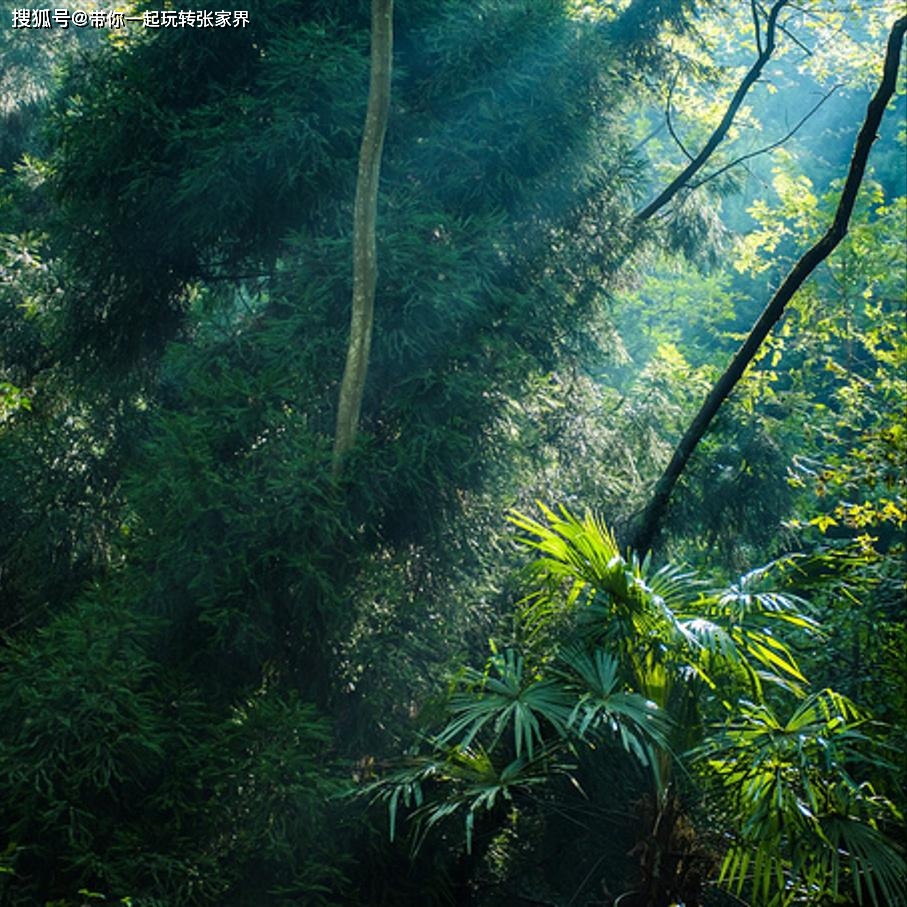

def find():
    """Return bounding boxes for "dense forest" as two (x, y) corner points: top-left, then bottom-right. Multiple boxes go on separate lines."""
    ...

(1, 1), (905, 905)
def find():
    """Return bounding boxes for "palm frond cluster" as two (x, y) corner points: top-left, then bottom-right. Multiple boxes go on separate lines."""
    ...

(368, 505), (905, 905)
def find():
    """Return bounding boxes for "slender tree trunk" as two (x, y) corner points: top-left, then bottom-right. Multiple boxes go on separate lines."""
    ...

(628, 16), (907, 555)
(333, 0), (393, 475)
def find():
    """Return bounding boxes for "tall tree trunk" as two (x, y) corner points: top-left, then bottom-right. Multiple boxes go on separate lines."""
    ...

(628, 16), (907, 555)
(333, 0), (393, 475)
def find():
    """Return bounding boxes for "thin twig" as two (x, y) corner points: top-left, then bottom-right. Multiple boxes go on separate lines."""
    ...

(634, 0), (791, 222)
(751, 0), (763, 56)
(665, 69), (694, 161)
(689, 84), (841, 190)
(776, 20), (812, 56)
(629, 121), (667, 155)
(567, 853), (607, 906)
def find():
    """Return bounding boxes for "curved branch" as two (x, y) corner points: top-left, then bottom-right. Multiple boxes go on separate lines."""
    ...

(665, 69), (694, 161)
(634, 0), (790, 222)
(628, 15), (907, 555)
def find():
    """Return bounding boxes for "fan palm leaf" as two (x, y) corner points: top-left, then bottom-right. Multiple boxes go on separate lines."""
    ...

(437, 649), (573, 758)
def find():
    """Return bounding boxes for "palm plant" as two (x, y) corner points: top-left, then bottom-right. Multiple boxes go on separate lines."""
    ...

(366, 505), (904, 906)
(513, 505), (814, 703)
(366, 644), (667, 856)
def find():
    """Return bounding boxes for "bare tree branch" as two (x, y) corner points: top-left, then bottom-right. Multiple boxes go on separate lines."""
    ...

(628, 15), (907, 555)
(634, 0), (791, 223)
(630, 121), (668, 155)
(777, 18), (813, 57)
(688, 84), (840, 190)
(665, 68), (695, 161)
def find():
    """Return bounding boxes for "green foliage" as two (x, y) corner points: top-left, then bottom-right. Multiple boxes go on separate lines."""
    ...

(1, 2), (670, 900)
(368, 506), (904, 904)
(513, 505), (813, 703)
(0, 231), (56, 384)
(696, 689), (906, 906)
(1, 0), (904, 904)
(48, 4), (366, 368)
(438, 650), (572, 760)
(0, 594), (347, 905)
